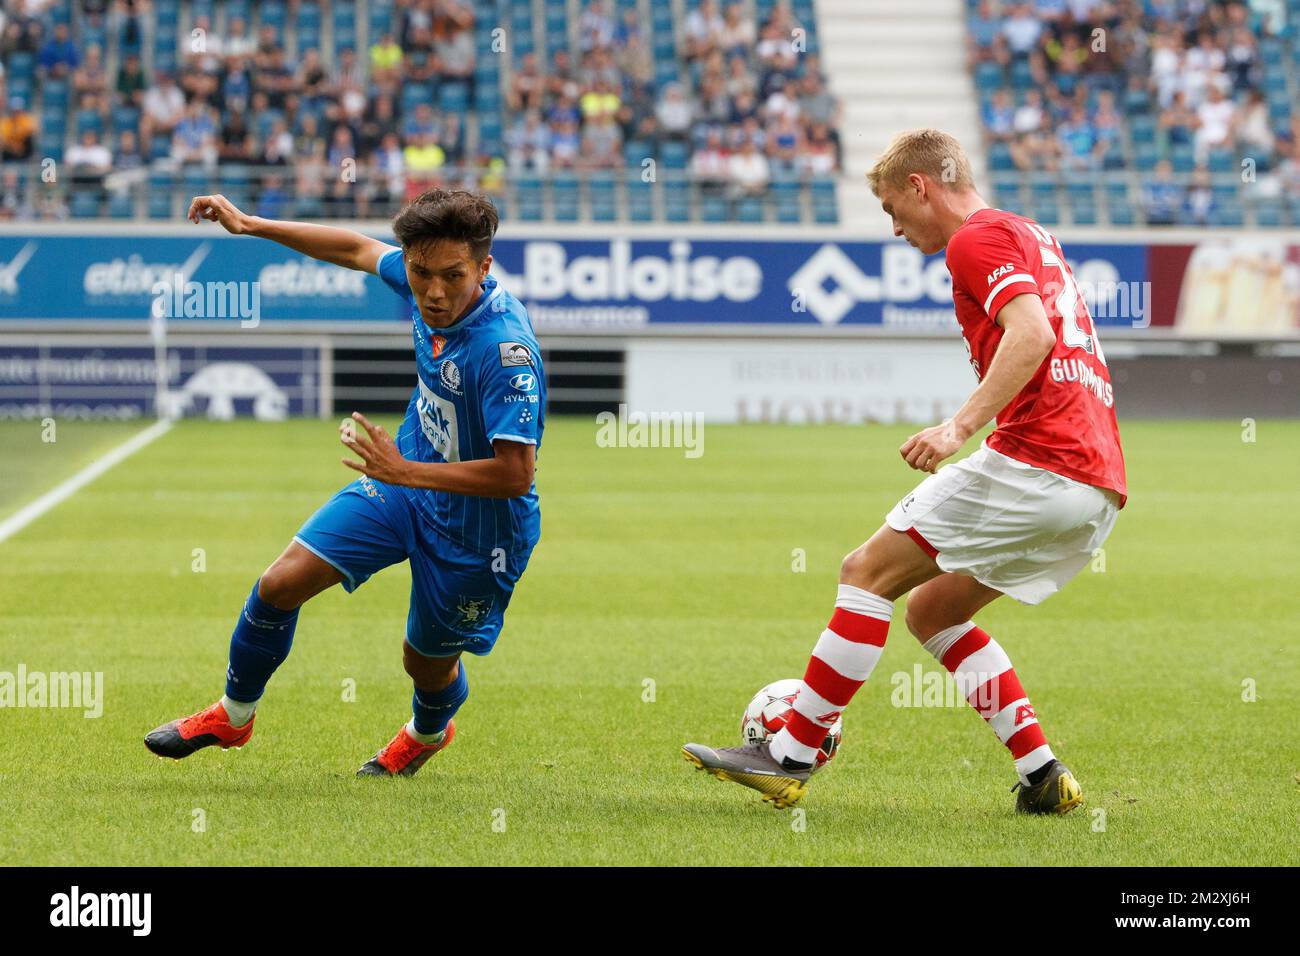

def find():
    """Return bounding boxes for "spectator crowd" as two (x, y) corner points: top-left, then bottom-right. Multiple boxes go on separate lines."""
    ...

(0, 0), (842, 220)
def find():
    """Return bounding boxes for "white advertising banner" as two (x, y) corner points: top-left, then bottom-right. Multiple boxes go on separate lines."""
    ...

(625, 339), (976, 425)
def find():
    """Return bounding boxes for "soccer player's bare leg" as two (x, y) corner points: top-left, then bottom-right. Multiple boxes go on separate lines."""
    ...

(258, 541), (345, 610)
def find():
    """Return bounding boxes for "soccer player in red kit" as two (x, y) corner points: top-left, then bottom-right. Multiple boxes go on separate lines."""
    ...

(683, 129), (1126, 814)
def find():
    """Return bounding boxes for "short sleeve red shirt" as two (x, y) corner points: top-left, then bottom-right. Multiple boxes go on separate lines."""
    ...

(945, 208), (1127, 505)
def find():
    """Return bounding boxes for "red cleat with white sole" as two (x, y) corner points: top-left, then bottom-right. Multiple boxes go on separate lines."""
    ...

(357, 720), (456, 777)
(144, 701), (255, 759)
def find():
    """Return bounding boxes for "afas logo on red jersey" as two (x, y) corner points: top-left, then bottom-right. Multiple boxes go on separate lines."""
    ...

(986, 263), (1017, 286)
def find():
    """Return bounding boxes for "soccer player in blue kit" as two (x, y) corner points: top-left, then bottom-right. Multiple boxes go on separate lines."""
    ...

(144, 188), (545, 776)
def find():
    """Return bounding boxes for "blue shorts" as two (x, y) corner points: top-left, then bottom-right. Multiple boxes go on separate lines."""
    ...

(294, 476), (531, 657)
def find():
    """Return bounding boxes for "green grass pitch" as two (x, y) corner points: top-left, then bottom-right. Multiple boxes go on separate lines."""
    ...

(0, 417), (1296, 866)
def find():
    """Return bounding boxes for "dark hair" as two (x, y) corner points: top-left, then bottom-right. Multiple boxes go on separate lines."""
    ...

(391, 188), (499, 262)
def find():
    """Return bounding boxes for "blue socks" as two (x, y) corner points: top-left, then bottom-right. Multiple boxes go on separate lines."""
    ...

(223, 581), (467, 742)
(410, 661), (468, 736)
(224, 578), (299, 704)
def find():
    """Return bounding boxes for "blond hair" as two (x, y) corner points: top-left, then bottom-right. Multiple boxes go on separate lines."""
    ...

(866, 129), (975, 196)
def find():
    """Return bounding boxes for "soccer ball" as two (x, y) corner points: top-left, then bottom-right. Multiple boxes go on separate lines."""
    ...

(740, 678), (842, 769)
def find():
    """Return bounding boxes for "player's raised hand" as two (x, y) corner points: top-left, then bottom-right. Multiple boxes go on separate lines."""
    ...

(340, 412), (413, 485)
(900, 419), (967, 474)
(187, 194), (252, 234)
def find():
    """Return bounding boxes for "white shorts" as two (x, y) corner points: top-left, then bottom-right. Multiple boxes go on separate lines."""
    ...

(885, 443), (1120, 605)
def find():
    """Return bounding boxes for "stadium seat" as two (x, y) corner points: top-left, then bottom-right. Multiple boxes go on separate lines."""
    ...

(700, 196), (729, 222)
(262, 2), (287, 29)
(1207, 148), (1235, 173)
(1129, 115), (1156, 146)
(736, 197), (765, 223)
(5, 52), (35, 79)
(42, 80), (70, 109)
(75, 109), (104, 137)
(41, 107), (67, 134)
(625, 170), (655, 221)
(1212, 203), (1244, 227)
(1028, 172), (1057, 204)
(439, 83), (469, 114)
(1066, 179), (1095, 205)
(974, 62), (1004, 92)
(1070, 201), (1098, 226)
(1121, 87), (1151, 114)
(294, 195), (324, 219)
(146, 170), (173, 219)
(988, 141), (1015, 172)
(587, 172), (617, 221)
(6, 77), (31, 104)
(298, 28), (322, 54)
(108, 191), (136, 219)
(182, 168), (212, 196)
(810, 176), (837, 205)
(1253, 201), (1284, 227)
(663, 176), (692, 222)
(1170, 145), (1196, 173)
(1109, 202), (1135, 226)
(516, 176), (544, 221)
(1133, 142), (1159, 172)
(1010, 59), (1033, 90)
(401, 83), (434, 111)
(993, 184), (1022, 210)
(660, 141), (689, 170)
(1031, 201), (1059, 225)
(552, 173), (580, 222)
(475, 84), (501, 112)
(70, 191), (101, 219)
(298, 3), (323, 30)
(1211, 179), (1240, 203)
(775, 194), (803, 223)
(83, 23), (107, 49)
(811, 201), (839, 224)
(111, 106), (141, 135)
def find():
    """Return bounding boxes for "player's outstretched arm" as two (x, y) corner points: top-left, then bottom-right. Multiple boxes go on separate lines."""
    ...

(900, 293), (1055, 473)
(187, 194), (396, 274)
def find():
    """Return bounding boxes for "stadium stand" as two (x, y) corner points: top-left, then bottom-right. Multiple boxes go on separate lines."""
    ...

(969, 0), (1300, 228)
(0, 0), (843, 224)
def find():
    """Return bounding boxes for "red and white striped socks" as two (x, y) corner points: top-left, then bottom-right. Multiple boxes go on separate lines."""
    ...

(770, 588), (1056, 784)
(770, 584), (893, 767)
(922, 621), (1054, 784)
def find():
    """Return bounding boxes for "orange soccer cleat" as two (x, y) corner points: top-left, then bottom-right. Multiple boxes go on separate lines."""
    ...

(357, 720), (456, 777)
(144, 701), (255, 759)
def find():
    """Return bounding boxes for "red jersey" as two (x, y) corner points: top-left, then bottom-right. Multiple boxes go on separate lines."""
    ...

(945, 208), (1127, 505)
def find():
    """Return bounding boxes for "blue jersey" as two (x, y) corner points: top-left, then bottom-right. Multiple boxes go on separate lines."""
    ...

(376, 247), (544, 557)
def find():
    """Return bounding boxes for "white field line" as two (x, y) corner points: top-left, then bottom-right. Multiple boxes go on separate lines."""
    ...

(0, 419), (174, 545)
